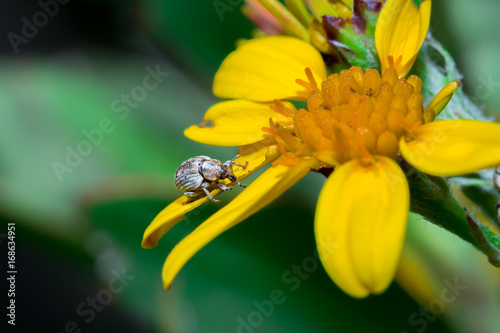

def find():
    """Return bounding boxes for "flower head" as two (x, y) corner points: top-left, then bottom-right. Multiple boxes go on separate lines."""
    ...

(142, 0), (500, 297)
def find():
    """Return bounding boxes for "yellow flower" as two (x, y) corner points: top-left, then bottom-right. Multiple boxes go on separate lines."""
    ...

(142, 0), (500, 298)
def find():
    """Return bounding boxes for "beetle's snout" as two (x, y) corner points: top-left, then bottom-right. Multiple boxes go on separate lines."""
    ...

(221, 167), (237, 182)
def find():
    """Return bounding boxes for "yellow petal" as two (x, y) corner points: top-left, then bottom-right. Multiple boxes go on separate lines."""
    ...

(184, 100), (293, 146)
(315, 157), (409, 298)
(426, 80), (460, 117)
(400, 120), (500, 177)
(162, 158), (317, 289)
(141, 142), (279, 249)
(375, 0), (431, 77)
(213, 36), (327, 102)
(141, 195), (217, 249)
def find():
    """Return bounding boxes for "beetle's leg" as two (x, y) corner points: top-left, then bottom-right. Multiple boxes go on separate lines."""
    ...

(202, 182), (220, 203)
(236, 180), (247, 188)
(217, 183), (233, 191)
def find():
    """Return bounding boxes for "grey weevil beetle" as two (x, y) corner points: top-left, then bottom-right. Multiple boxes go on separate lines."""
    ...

(174, 155), (248, 204)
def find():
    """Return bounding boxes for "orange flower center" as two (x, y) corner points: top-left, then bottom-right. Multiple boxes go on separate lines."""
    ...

(265, 66), (432, 166)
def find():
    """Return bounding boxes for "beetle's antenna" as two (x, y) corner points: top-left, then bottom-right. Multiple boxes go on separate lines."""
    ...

(223, 155), (248, 188)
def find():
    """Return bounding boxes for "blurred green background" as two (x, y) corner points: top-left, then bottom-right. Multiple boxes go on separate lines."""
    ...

(1, 0), (499, 332)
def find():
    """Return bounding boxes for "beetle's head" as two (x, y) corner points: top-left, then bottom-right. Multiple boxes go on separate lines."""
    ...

(221, 161), (237, 182)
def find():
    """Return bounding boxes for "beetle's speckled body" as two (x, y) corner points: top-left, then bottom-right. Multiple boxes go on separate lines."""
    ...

(174, 155), (247, 204)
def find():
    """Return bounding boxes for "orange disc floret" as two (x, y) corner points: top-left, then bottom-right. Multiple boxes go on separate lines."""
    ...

(267, 66), (427, 166)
